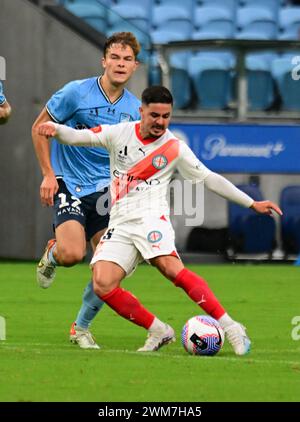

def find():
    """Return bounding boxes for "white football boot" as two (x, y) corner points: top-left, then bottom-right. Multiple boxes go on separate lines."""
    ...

(69, 322), (100, 349)
(224, 322), (251, 355)
(36, 239), (57, 288)
(137, 324), (175, 352)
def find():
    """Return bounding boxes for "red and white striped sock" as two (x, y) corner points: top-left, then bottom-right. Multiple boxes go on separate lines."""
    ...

(173, 268), (225, 320)
(100, 287), (155, 329)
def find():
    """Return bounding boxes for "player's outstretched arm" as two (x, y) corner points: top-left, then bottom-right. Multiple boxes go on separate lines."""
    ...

(204, 172), (254, 208)
(250, 200), (283, 216)
(204, 173), (283, 216)
(178, 144), (283, 218)
(37, 121), (101, 146)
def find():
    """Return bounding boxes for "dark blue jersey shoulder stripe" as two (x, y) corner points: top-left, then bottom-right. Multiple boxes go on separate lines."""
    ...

(46, 105), (60, 123)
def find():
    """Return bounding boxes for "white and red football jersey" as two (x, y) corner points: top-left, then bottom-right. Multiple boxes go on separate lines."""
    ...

(89, 121), (211, 225)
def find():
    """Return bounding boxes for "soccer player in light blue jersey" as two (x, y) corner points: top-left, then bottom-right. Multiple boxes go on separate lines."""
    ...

(0, 81), (12, 124)
(32, 32), (141, 349)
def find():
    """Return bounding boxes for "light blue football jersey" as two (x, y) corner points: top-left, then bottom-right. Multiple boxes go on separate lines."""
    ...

(0, 81), (6, 105)
(46, 76), (141, 197)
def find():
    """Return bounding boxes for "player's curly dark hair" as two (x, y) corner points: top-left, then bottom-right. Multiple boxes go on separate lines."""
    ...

(142, 86), (173, 106)
(103, 32), (141, 59)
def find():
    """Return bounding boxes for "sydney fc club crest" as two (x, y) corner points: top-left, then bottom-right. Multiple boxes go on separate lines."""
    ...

(119, 113), (131, 122)
(152, 155), (168, 170)
(147, 230), (163, 243)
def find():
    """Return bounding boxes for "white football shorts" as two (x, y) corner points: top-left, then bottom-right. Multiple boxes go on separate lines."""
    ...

(90, 216), (179, 275)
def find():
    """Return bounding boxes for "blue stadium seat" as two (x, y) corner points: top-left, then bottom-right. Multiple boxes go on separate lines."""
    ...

(236, 6), (277, 39)
(188, 54), (233, 109)
(200, 0), (237, 14)
(228, 185), (276, 254)
(280, 51), (300, 60)
(192, 29), (234, 39)
(114, 0), (152, 8)
(193, 6), (234, 37)
(151, 5), (192, 34)
(279, 7), (300, 40)
(148, 52), (162, 85)
(240, 0), (280, 18)
(112, 0), (152, 30)
(278, 27), (300, 40)
(65, 2), (108, 33)
(61, 0), (111, 5)
(271, 57), (300, 110)
(109, 5), (149, 32)
(236, 31), (272, 40)
(170, 52), (193, 109)
(155, 0), (194, 14)
(150, 28), (192, 44)
(191, 50), (236, 66)
(245, 54), (275, 110)
(280, 186), (300, 254)
(148, 51), (192, 109)
(170, 68), (192, 109)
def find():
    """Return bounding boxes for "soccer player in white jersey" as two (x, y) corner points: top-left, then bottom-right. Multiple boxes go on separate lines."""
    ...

(37, 86), (283, 355)
(0, 81), (12, 124)
(32, 32), (140, 349)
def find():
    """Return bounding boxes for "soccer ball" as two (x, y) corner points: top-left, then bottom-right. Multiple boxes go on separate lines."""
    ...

(181, 315), (224, 356)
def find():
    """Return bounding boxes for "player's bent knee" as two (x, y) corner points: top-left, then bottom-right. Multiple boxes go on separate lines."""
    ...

(92, 267), (120, 297)
(93, 278), (117, 298)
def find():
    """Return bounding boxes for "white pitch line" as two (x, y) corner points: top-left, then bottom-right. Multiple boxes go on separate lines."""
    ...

(1, 342), (300, 366)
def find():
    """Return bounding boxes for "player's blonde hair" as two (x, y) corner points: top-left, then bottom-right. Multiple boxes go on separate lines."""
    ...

(103, 32), (141, 60)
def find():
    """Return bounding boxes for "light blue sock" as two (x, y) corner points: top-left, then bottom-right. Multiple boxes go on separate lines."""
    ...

(75, 281), (104, 330)
(48, 244), (58, 266)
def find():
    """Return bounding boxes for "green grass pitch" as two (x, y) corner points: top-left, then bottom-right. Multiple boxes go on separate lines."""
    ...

(0, 262), (300, 402)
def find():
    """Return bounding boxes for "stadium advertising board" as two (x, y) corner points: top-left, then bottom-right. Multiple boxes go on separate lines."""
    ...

(171, 123), (300, 173)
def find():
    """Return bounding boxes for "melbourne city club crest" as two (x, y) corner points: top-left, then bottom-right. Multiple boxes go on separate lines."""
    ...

(152, 154), (168, 170)
(147, 230), (163, 243)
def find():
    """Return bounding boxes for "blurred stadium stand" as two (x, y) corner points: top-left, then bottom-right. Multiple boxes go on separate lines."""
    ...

(54, 0), (300, 115)
(188, 54), (234, 109)
(227, 184), (276, 256)
(280, 186), (300, 255)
